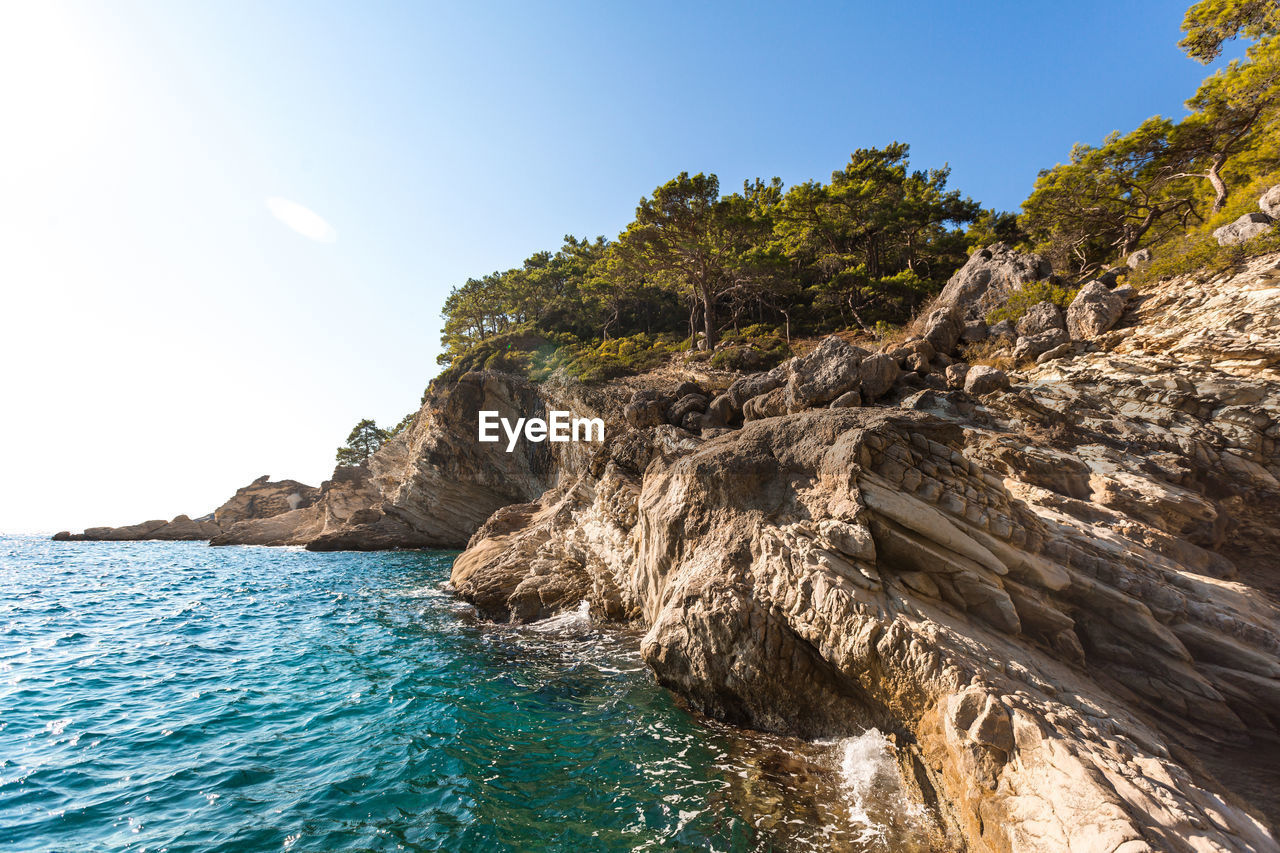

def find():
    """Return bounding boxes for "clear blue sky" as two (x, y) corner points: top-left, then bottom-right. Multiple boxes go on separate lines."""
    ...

(1, 0), (1225, 531)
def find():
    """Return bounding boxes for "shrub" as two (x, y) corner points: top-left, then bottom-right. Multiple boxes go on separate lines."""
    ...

(985, 281), (1080, 326)
(710, 324), (791, 372)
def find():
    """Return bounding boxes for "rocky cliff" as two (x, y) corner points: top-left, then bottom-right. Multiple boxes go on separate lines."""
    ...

(50, 240), (1280, 849)
(450, 249), (1280, 851)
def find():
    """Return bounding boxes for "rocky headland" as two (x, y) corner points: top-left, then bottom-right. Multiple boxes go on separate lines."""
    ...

(54, 235), (1280, 849)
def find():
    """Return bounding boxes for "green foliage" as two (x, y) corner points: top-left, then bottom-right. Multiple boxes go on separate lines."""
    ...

(985, 281), (1081, 326)
(709, 325), (792, 372)
(1181, 0), (1280, 62)
(336, 418), (388, 467)
(559, 334), (684, 383)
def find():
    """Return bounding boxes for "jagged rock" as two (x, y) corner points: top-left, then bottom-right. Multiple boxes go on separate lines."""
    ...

(859, 353), (901, 401)
(1260, 184), (1280, 218)
(905, 352), (930, 375)
(945, 362), (969, 390)
(963, 364), (1010, 395)
(1128, 248), (1152, 269)
(784, 336), (867, 410)
(1066, 280), (1126, 339)
(1015, 301), (1065, 338)
(667, 393), (709, 425)
(961, 320), (988, 343)
(920, 307), (962, 356)
(935, 243), (1053, 322)
(1113, 283), (1137, 303)
(727, 366), (785, 409)
(213, 475), (320, 526)
(1013, 328), (1069, 361)
(1214, 212), (1273, 246)
(53, 513), (222, 542)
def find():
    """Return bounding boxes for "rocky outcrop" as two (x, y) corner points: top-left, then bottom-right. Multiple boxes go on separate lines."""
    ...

(52, 514), (221, 541)
(52, 474), (319, 542)
(212, 476), (320, 525)
(450, 252), (1280, 851)
(1215, 212), (1274, 246)
(934, 243), (1053, 322)
(208, 370), (628, 550)
(1262, 185), (1280, 219)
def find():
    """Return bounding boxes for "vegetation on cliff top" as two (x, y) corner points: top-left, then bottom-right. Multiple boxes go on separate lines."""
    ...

(435, 0), (1280, 385)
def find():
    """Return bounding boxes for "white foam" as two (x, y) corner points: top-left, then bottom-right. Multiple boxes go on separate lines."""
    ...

(529, 599), (591, 633)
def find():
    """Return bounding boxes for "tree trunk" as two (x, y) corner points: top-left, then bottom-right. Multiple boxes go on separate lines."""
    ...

(1208, 155), (1228, 212)
(702, 290), (717, 350)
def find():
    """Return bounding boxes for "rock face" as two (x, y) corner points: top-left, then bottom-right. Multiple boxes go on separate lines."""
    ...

(450, 252), (1280, 852)
(1260, 184), (1280, 219)
(52, 515), (221, 541)
(213, 476), (320, 526)
(934, 243), (1053, 322)
(208, 371), (626, 550)
(1215, 212), (1274, 246)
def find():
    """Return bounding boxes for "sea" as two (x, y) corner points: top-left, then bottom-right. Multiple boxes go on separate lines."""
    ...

(0, 536), (934, 852)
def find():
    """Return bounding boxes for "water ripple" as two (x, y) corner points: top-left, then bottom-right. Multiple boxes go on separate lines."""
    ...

(0, 536), (928, 852)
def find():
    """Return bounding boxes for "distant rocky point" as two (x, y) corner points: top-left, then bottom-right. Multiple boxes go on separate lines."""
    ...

(52, 475), (320, 542)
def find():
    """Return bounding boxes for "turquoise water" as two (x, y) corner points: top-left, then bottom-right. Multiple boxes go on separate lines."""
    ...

(0, 536), (930, 852)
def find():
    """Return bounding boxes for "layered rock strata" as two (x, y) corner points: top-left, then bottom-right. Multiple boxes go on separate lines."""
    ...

(451, 252), (1280, 851)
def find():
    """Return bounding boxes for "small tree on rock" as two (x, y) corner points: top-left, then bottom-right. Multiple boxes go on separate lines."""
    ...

(336, 419), (388, 467)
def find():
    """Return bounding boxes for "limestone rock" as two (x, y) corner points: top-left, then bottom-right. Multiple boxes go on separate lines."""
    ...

(859, 353), (901, 401)
(1066, 280), (1126, 339)
(1214, 212), (1273, 246)
(784, 335), (867, 410)
(963, 364), (1010, 395)
(1013, 328), (1069, 361)
(944, 362), (969, 390)
(1015, 301), (1065, 338)
(1128, 248), (1152, 269)
(1260, 184), (1280, 218)
(935, 243), (1053, 322)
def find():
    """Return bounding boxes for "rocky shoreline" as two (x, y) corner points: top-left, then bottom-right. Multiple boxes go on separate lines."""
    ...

(54, 244), (1280, 851)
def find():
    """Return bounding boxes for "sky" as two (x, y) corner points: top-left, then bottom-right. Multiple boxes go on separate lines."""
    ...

(0, 0), (1229, 532)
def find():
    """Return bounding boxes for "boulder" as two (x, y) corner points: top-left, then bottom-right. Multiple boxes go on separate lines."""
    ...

(964, 364), (1010, 395)
(706, 393), (738, 427)
(667, 393), (709, 426)
(1035, 342), (1077, 364)
(1015, 301), (1066, 338)
(1213, 212), (1273, 246)
(742, 386), (788, 421)
(784, 336), (867, 410)
(1066, 280), (1126, 340)
(944, 362), (969, 390)
(859, 353), (901, 401)
(905, 352), (931, 375)
(1259, 183), (1280, 218)
(830, 390), (862, 408)
(673, 380), (703, 399)
(1128, 248), (1152, 269)
(920, 307), (961, 356)
(934, 243), (1053, 322)
(727, 367), (785, 410)
(1013, 328), (1069, 361)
